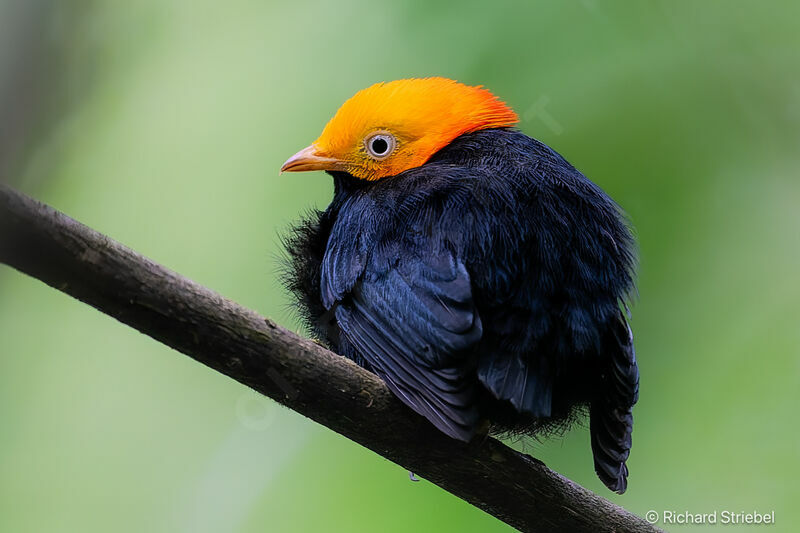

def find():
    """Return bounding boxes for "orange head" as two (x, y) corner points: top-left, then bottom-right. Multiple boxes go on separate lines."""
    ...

(281, 77), (518, 181)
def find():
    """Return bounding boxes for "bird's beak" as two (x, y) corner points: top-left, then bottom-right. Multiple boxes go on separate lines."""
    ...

(280, 145), (346, 173)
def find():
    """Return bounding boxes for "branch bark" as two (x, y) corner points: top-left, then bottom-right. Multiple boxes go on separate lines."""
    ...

(0, 185), (659, 533)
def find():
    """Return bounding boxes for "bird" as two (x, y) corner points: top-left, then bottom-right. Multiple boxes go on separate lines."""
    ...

(279, 77), (639, 493)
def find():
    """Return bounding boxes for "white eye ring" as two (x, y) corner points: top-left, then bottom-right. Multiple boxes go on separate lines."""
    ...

(364, 132), (396, 160)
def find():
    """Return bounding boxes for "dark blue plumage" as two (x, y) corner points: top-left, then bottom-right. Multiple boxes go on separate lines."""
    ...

(283, 128), (639, 493)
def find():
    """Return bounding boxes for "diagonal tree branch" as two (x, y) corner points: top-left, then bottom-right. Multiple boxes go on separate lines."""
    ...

(0, 185), (659, 533)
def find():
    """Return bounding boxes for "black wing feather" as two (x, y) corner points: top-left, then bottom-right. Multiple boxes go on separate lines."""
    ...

(326, 245), (483, 441)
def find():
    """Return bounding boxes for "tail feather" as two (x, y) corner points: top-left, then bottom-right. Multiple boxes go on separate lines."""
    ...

(590, 313), (639, 494)
(477, 352), (553, 418)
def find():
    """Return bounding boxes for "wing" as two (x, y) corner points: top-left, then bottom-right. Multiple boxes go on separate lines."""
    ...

(325, 241), (483, 441)
(590, 312), (639, 494)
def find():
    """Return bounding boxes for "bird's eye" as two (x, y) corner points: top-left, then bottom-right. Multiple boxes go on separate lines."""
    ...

(364, 132), (396, 160)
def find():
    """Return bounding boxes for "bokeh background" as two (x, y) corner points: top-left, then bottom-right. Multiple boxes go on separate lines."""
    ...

(1, 1), (799, 531)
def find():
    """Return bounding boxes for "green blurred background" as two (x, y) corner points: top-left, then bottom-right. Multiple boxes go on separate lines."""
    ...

(1, 1), (798, 531)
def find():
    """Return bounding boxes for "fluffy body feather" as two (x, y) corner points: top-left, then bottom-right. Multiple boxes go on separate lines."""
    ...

(283, 128), (639, 493)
